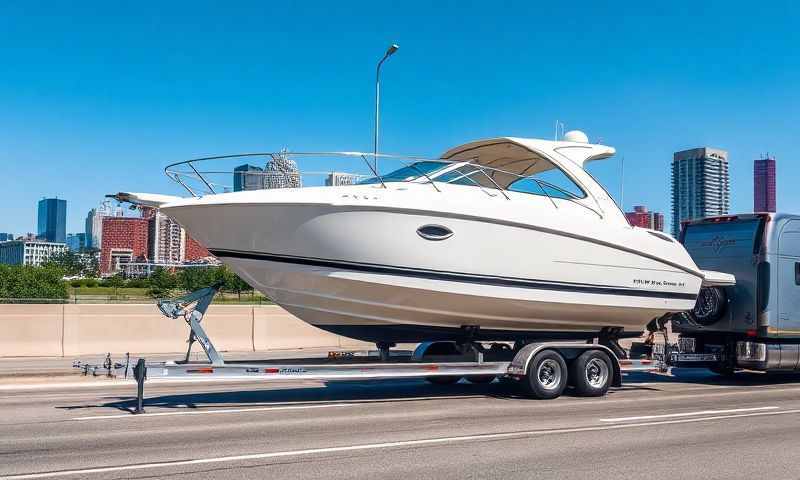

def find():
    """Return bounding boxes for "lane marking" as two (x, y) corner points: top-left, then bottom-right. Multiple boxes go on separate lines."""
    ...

(599, 406), (778, 422)
(6, 407), (800, 479)
(73, 402), (357, 420)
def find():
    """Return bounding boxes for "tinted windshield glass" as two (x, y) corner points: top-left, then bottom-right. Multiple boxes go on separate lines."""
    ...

(682, 219), (764, 258)
(359, 161), (446, 184)
(433, 165), (498, 189)
(507, 169), (585, 199)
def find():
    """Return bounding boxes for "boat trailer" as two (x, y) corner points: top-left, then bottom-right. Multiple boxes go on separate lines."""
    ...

(77, 285), (664, 413)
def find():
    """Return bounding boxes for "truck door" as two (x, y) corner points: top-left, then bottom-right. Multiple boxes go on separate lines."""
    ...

(778, 222), (800, 337)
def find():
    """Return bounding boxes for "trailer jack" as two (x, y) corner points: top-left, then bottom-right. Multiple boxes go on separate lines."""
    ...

(157, 282), (225, 365)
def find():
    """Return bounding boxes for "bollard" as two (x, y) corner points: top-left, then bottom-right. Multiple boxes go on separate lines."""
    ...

(132, 358), (147, 415)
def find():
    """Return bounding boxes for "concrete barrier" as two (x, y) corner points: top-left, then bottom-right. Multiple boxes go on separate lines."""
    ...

(0, 303), (375, 357)
(61, 304), (256, 356)
(253, 305), (371, 351)
(0, 304), (64, 357)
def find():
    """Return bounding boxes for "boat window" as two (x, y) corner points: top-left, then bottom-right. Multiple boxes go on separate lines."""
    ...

(432, 164), (498, 189)
(358, 161), (447, 184)
(507, 168), (586, 200)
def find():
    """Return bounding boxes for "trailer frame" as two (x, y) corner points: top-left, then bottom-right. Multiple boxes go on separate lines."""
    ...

(86, 285), (661, 412)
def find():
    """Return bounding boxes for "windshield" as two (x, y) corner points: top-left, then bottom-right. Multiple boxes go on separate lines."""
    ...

(358, 161), (447, 185)
(682, 219), (764, 258)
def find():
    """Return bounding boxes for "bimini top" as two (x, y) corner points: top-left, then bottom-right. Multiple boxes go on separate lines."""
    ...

(442, 136), (614, 185)
(441, 136), (625, 223)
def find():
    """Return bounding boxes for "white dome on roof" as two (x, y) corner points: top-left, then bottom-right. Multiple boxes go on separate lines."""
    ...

(563, 130), (589, 143)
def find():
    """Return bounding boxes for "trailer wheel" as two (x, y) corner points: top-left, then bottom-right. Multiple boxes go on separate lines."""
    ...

(522, 350), (568, 399)
(571, 350), (612, 397)
(421, 342), (463, 385)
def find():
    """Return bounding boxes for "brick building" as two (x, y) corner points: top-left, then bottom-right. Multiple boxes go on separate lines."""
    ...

(625, 205), (665, 232)
(185, 236), (212, 261)
(754, 156), (776, 213)
(100, 217), (150, 274)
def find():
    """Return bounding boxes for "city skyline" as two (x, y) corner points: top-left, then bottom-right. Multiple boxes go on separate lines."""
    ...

(1, 2), (798, 234)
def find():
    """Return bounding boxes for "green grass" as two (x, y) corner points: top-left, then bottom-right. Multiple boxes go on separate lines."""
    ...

(67, 286), (272, 304)
(70, 287), (149, 296)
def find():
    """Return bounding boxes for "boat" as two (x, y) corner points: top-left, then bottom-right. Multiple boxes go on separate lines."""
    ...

(112, 131), (734, 345)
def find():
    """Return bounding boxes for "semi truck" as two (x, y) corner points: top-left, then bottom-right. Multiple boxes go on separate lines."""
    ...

(663, 213), (800, 374)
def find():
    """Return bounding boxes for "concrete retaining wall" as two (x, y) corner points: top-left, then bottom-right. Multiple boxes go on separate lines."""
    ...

(0, 303), (372, 357)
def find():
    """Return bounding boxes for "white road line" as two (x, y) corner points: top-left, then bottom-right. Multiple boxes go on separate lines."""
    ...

(73, 402), (357, 420)
(6, 407), (800, 480)
(599, 406), (778, 422)
(0, 381), (136, 391)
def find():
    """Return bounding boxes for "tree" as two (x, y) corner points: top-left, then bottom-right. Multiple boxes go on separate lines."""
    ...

(0, 264), (68, 301)
(225, 270), (253, 300)
(44, 250), (83, 277)
(44, 249), (99, 278)
(105, 274), (125, 297)
(148, 267), (178, 298)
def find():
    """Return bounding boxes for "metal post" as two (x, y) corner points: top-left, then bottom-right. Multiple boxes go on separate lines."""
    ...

(133, 358), (146, 415)
(373, 44), (399, 174)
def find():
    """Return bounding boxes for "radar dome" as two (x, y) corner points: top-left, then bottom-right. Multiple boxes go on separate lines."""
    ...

(563, 130), (589, 143)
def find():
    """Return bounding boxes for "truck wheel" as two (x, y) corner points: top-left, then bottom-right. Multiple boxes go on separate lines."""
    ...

(571, 350), (612, 397)
(522, 350), (568, 399)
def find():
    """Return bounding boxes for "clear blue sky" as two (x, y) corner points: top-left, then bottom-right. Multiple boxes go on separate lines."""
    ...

(1, 1), (798, 235)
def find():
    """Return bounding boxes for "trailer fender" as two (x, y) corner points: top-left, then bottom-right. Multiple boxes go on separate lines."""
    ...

(507, 343), (622, 387)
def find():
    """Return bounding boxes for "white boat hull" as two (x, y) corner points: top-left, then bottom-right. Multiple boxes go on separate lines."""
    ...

(162, 189), (702, 342)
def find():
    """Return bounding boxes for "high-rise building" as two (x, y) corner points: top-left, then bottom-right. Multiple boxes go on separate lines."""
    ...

(85, 201), (120, 249)
(325, 172), (360, 187)
(0, 240), (67, 266)
(100, 217), (150, 274)
(671, 147), (730, 237)
(263, 154), (302, 189)
(37, 198), (67, 243)
(0, 233), (14, 242)
(754, 156), (777, 213)
(148, 210), (184, 264)
(625, 205), (665, 232)
(233, 164), (266, 191)
(66, 233), (86, 251)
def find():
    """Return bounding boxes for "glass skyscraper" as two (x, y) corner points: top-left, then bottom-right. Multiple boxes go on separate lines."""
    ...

(670, 148), (730, 237)
(233, 164), (266, 191)
(37, 198), (67, 243)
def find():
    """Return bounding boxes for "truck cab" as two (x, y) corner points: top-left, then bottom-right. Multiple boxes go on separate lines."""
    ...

(674, 213), (800, 372)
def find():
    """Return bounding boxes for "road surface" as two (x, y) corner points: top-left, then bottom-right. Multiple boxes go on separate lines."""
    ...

(1, 369), (800, 479)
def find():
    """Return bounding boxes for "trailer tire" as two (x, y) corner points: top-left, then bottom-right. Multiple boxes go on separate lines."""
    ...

(571, 350), (612, 397)
(422, 342), (463, 385)
(522, 350), (568, 399)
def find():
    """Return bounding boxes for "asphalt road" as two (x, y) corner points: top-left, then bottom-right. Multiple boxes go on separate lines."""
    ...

(2, 369), (800, 479)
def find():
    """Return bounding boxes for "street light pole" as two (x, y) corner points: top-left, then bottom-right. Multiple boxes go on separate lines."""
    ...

(374, 44), (399, 173)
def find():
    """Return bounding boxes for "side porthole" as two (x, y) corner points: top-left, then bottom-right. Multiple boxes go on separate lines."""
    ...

(417, 225), (453, 241)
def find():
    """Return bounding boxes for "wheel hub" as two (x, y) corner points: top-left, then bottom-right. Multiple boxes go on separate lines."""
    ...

(537, 359), (562, 390)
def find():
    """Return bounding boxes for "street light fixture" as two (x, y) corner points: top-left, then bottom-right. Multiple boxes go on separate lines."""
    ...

(374, 44), (399, 173)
